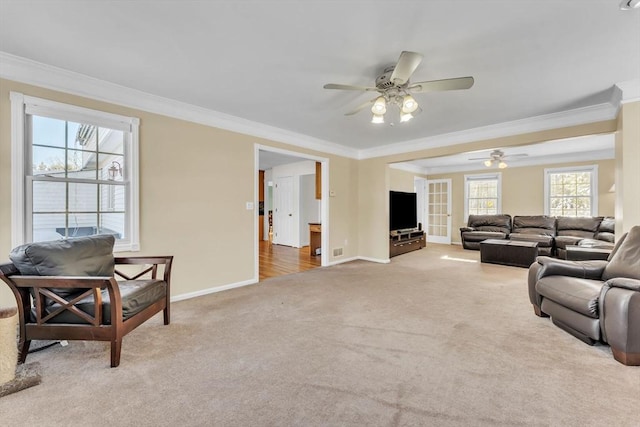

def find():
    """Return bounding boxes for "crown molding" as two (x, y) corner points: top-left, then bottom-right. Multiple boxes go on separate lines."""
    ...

(1, 52), (634, 164)
(388, 162), (426, 174)
(418, 148), (614, 175)
(358, 102), (619, 160)
(614, 79), (640, 104)
(0, 51), (358, 159)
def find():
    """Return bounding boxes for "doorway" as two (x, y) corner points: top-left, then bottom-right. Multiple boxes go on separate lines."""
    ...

(256, 145), (328, 281)
(417, 178), (452, 244)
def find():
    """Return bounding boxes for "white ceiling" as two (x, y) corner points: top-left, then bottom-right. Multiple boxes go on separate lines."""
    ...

(0, 1), (638, 162)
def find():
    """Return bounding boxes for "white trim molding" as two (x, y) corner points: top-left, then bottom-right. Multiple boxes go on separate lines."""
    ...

(2, 52), (637, 164)
(0, 52), (357, 160)
(543, 165), (599, 217)
(10, 92), (141, 251)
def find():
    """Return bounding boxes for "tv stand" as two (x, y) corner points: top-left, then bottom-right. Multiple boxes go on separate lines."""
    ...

(389, 229), (425, 257)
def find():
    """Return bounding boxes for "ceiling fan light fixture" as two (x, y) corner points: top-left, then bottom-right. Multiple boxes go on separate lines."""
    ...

(484, 159), (493, 167)
(498, 161), (508, 169)
(400, 112), (413, 123)
(620, 0), (640, 10)
(371, 114), (385, 124)
(401, 95), (418, 113)
(371, 96), (387, 114)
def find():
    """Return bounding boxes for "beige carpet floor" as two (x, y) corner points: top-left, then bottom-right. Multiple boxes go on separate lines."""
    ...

(1, 244), (638, 426)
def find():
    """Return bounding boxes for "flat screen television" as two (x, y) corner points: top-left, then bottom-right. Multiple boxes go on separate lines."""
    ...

(389, 191), (418, 232)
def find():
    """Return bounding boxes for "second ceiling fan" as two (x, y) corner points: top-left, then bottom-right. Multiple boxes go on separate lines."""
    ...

(323, 51), (474, 123)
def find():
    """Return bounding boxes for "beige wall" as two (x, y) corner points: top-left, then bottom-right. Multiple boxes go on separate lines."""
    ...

(0, 79), (360, 306)
(389, 167), (420, 192)
(616, 101), (640, 235)
(356, 120), (620, 261)
(0, 77), (637, 305)
(428, 159), (616, 244)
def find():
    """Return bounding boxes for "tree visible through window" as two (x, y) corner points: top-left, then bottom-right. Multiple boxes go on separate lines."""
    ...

(465, 173), (501, 220)
(546, 167), (597, 217)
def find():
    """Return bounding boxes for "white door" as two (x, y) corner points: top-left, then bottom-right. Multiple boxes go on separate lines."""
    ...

(274, 176), (295, 246)
(426, 179), (452, 244)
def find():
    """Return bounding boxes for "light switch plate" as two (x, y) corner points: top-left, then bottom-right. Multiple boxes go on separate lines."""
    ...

(246, 202), (254, 210)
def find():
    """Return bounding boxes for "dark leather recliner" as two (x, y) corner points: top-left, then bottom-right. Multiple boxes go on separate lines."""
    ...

(509, 215), (556, 256)
(460, 214), (511, 250)
(555, 216), (603, 258)
(528, 225), (640, 366)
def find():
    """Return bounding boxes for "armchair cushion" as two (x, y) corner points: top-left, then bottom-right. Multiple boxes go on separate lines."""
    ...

(9, 235), (115, 299)
(41, 279), (167, 324)
(9, 235), (115, 277)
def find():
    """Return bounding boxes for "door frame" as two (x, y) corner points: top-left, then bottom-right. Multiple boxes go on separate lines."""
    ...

(418, 178), (452, 244)
(254, 144), (329, 279)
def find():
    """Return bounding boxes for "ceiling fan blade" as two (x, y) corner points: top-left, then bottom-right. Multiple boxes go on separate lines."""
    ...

(409, 76), (475, 93)
(389, 51), (423, 85)
(344, 98), (376, 116)
(468, 156), (490, 161)
(323, 83), (378, 92)
(505, 153), (529, 158)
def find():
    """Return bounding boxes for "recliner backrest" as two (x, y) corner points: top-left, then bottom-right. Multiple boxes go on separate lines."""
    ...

(595, 217), (615, 242)
(556, 216), (601, 238)
(467, 214), (512, 233)
(602, 226), (640, 281)
(512, 215), (557, 236)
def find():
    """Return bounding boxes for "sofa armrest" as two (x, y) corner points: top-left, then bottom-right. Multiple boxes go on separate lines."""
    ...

(531, 256), (607, 280)
(604, 277), (640, 292)
(600, 278), (640, 364)
(460, 227), (475, 232)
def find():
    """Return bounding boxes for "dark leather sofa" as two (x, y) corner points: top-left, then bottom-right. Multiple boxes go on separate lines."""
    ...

(508, 215), (556, 256)
(460, 214), (512, 250)
(460, 214), (615, 257)
(528, 226), (640, 366)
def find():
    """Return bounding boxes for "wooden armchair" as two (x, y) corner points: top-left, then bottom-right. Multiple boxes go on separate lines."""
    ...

(0, 235), (173, 368)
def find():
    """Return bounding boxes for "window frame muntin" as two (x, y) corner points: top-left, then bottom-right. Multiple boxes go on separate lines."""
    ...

(11, 92), (140, 252)
(544, 165), (598, 217)
(463, 172), (502, 222)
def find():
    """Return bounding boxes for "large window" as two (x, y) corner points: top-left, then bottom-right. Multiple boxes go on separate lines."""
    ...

(11, 93), (139, 251)
(464, 173), (502, 221)
(545, 166), (598, 217)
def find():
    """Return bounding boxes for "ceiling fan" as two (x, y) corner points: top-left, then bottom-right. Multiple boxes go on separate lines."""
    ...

(469, 149), (528, 169)
(323, 51), (474, 124)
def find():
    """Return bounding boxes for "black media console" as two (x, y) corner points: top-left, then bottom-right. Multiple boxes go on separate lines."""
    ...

(389, 230), (425, 257)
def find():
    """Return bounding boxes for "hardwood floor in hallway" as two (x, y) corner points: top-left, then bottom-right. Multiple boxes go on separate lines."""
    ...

(259, 240), (321, 281)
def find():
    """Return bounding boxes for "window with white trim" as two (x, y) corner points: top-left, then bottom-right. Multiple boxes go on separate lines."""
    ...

(544, 165), (598, 217)
(464, 173), (502, 221)
(11, 93), (140, 252)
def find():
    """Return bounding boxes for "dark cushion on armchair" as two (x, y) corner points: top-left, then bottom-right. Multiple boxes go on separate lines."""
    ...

(43, 279), (167, 324)
(9, 235), (116, 299)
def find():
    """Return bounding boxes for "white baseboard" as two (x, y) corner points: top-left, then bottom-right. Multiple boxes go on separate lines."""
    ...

(171, 255), (392, 302)
(171, 278), (258, 303)
(356, 256), (391, 264)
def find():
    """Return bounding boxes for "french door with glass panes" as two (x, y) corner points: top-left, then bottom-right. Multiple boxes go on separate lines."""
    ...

(426, 179), (452, 244)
